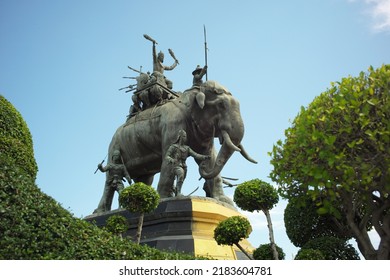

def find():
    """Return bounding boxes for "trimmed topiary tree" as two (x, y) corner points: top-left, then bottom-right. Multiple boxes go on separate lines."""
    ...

(119, 182), (160, 244)
(295, 248), (325, 260)
(284, 198), (353, 247)
(234, 179), (280, 260)
(301, 236), (360, 260)
(106, 215), (128, 239)
(214, 216), (253, 259)
(253, 243), (285, 260)
(0, 95), (38, 179)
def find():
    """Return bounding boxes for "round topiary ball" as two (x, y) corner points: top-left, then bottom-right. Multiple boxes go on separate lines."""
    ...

(214, 216), (252, 246)
(295, 248), (325, 260)
(0, 95), (38, 179)
(119, 182), (160, 214)
(253, 243), (285, 260)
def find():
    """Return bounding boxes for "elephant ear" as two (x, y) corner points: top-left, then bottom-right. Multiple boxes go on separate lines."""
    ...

(195, 91), (206, 109)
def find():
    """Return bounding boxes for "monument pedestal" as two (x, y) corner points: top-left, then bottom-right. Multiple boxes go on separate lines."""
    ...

(85, 196), (254, 260)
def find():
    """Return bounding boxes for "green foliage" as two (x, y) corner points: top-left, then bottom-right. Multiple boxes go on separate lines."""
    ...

(284, 198), (352, 247)
(0, 155), (200, 260)
(105, 215), (128, 236)
(0, 95), (38, 179)
(119, 183), (160, 214)
(214, 216), (252, 246)
(294, 249), (325, 260)
(301, 236), (360, 260)
(269, 65), (390, 259)
(253, 243), (285, 260)
(234, 179), (279, 212)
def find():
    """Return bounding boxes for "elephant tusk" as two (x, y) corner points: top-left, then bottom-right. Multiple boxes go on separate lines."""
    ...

(221, 130), (241, 152)
(238, 143), (258, 164)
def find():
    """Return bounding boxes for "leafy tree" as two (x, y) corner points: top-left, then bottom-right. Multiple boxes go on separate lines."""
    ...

(106, 215), (128, 239)
(270, 65), (390, 259)
(284, 198), (352, 247)
(234, 179), (280, 259)
(253, 243), (285, 260)
(119, 183), (160, 244)
(301, 236), (360, 260)
(294, 249), (325, 260)
(214, 216), (253, 259)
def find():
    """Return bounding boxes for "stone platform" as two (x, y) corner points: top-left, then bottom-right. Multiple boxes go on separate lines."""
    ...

(85, 196), (254, 260)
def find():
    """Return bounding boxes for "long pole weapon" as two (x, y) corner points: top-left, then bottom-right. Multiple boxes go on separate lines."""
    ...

(94, 154), (107, 174)
(203, 24), (208, 81)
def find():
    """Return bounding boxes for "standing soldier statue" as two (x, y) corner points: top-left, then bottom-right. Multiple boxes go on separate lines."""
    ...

(94, 150), (132, 213)
(165, 130), (210, 196)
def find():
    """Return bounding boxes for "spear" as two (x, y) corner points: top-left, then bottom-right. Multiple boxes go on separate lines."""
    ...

(94, 154), (107, 174)
(204, 24), (208, 81)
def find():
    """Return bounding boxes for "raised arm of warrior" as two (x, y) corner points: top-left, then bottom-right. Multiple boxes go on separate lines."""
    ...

(98, 162), (109, 173)
(152, 42), (158, 68)
(164, 60), (178, 71)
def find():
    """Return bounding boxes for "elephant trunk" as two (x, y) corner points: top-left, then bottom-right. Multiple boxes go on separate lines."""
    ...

(199, 129), (241, 179)
(199, 140), (234, 179)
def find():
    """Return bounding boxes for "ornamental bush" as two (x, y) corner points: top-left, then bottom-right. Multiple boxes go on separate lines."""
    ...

(105, 215), (128, 237)
(119, 183), (160, 214)
(214, 216), (252, 246)
(0, 95), (38, 179)
(301, 236), (360, 260)
(234, 179), (279, 212)
(252, 243), (285, 260)
(294, 249), (325, 260)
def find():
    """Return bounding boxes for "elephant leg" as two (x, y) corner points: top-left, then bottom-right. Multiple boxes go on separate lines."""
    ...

(204, 175), (234, 206)
(157, 162), (175, 198)
(93, 182), (115, 214)
(134, 175), (154, 186)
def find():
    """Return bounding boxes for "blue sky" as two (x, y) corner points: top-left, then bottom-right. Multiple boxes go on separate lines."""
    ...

(1, 0), (389, 259)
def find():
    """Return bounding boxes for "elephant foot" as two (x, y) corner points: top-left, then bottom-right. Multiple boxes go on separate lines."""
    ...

(93, 207), (106, 215)
(215, 194), (234, 206)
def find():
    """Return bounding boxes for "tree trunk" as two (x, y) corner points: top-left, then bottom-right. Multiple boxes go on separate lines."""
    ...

(235, 242), (253, 260)
(135, 213), (144, 244)
(264, 209), (279, 260)
(343, 192), (378, 259)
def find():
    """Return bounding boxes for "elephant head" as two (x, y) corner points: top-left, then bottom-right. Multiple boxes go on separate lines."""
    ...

(193, 80), (257, 179)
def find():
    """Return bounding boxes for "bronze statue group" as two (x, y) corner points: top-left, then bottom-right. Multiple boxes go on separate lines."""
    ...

(94, 35), (209, 213)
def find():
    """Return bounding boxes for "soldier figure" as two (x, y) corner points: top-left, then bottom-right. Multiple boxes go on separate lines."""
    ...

(144, 34), (179, 89)
(192, 65), (207, 87)
(165, 130), (210, 196)
(93, 150), (132, 213)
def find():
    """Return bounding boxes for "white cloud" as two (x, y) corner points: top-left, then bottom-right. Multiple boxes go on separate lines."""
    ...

(367, 0), (390, 32)
(350, 0), (390, 32)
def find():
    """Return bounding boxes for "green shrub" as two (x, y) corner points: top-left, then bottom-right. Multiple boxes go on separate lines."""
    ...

(214, 216), (252, 246)
(234, 179), (279, 212)
(0, 95), (38, 179)
(119, 182), (160, 213)
(295, 249), (325, 260)
(105, 215), (128, 237)
(253, 243), (285, 260)
(301, 236), (360, 260)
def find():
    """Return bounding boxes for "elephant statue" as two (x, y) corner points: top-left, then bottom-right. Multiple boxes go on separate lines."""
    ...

(94, 80), (257, 213)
